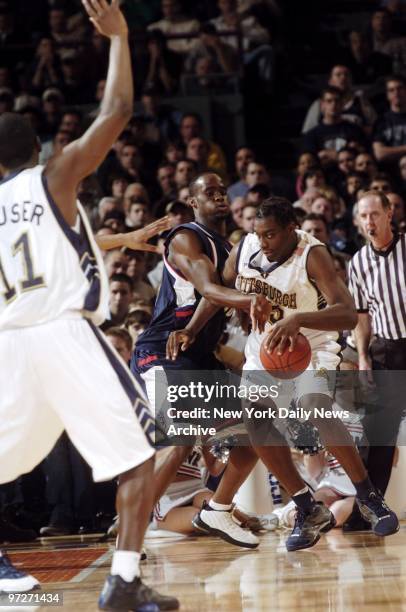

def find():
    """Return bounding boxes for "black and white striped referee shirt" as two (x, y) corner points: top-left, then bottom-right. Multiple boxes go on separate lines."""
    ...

(348, 232), (406, 340)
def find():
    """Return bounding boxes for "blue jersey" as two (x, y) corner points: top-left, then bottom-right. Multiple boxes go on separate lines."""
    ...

(134, 222), (231, 372)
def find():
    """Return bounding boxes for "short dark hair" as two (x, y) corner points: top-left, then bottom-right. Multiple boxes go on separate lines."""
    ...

(0, 113), (37, 170)
(124, 309), (151, 328)
(181, 112), (202, 127)
(302, 212), (328, 229)
(105, 327), (132, 351)
(386, 74), (406, 88)
(247, 183), (271, 198)
(321, 85), (342, 100)
(256, 196), (297, 227)
(109, 273), (133, 291)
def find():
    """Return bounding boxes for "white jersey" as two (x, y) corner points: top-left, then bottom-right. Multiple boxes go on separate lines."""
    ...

(0, 165), (109, 331)
(236, 229), (341, 371)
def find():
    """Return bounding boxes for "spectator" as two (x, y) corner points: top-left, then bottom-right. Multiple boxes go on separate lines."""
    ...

(144, 30), (183, 95)
(372, 75), (406, 166)
(355, 152), (378, 179)
(103, 211), (127, 234)
(301, 213), (330, 244)
(230, 196), (245, 228)
(29, 38), (62, 94)
(166, 200), (193, 228)
(227, 146), (255, 201)
(241, 203), (257, 233)
(105, 327), (133, 364)
(39, 128), (74, 165)
(185, 22), (238, 78)
(294, 152), (319, 197)
(123, 183), (150, 215)
(303, 86), (368, 166)
(174, 158), (198, 190)
(164, 139), (185, 164)
(105, 273), (134, 329)
(124, 310), (152, 348)
(311, 195), (334, 223)
(179, 112), (228, 178)
(116, 141), (144, 183)
(138, 87), (181, 144)
(0, 87), (14, 115)
(369, 9), (394, 52)
(59, 48), (95, 105)
(147, 0), (200, 55)
(48, 5), (84, 48)
(126, 200), (150, 230)
(98, 197), (123, 226)
(341, 30), (392, 85)
(104, 250), (129, 278)
(186, 136), (212, 173)
(245, 183), (271, 206)
(125, 251), (156, 301)
(344, 171), (368, 206)
(369, 172), (394, 192)
(156, 162), (177, 199)
(302, 65), (377, 134)
(387, 191), (406, 227)
(399, 154), (406, 194)
(337, 147), (356, 176)
(109, 174), (129, 199)
(41, 88), (64, 135)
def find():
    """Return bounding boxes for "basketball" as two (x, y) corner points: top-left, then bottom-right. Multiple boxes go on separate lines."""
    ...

(260, 332), (311, 379)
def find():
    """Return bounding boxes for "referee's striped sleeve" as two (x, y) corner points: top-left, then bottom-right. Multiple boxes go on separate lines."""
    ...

(348, 258), (369, 313)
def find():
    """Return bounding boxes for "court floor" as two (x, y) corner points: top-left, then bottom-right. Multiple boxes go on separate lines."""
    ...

(5, 523), (406, 611)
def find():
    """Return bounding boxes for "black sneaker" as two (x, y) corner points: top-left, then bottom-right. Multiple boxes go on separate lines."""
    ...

(0, 518), (37, 544)
(342, 504), (371, 532)
(98, 575), (179, 611)
(357, 491), (399, 536)
(286, 502), (336, 552)
(0, 550), (40, 593)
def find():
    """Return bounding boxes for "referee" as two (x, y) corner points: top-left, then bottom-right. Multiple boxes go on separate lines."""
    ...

(348, 190), (406, 514)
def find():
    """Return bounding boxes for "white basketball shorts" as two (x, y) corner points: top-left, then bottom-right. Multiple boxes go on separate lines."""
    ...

(0, 318), (155, 484)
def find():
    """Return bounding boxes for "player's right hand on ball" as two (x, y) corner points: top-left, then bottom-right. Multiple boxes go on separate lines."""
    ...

(82, 0), (128, 38)
(166, 329), (195, 360)
(250, 294), (271, 333)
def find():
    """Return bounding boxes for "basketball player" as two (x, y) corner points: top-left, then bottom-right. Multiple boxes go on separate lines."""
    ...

(132, 172), (262, 548)
(169, 196), (398, 551)
(0, 1), (178, 609)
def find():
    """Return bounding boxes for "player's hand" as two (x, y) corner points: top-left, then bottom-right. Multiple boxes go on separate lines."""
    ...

(358, 354), (374, 386)
(82, 0), (128, 38)
(121, 216), (170, 252)
(264, 314), (301, 355)
(250, 294), (271, 333)
(166, 329), (195, 360)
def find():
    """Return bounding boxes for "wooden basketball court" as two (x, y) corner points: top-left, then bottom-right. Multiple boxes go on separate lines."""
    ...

(5, 523), (406, 611)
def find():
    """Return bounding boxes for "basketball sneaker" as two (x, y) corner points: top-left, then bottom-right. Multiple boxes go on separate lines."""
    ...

(356, 491), (399, 536)
(285, 502), (336, 552)
(192, 502), (259, 549)
(0, 550), (40, 593)
(98, 574), (179, 611)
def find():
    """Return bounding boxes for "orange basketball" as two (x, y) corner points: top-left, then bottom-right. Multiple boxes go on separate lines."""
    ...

(260, 333), (311, 379)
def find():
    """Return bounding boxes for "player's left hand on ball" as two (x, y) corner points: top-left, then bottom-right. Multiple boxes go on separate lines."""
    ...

(265, 315), (300, 355)
(121, 216), (170, 252)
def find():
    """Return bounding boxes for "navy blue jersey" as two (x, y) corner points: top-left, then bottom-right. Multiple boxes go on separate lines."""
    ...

(134, 222), (231, 371)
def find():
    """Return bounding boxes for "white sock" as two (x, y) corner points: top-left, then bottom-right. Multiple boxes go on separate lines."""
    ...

(292, 486), (309, 497)
(208, 500), (232, 511)
(111, 550), (141, 582)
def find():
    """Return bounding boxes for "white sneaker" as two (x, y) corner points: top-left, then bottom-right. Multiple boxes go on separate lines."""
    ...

(192, 503), (259, 549)
(0, 551), (39, 593)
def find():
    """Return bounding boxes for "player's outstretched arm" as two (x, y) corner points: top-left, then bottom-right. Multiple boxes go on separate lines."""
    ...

(95, 216), (170, 252)
(45, 0), (133, 226)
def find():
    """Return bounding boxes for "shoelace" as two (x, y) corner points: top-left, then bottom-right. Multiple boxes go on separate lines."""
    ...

(293, 508), (308, 531)
(366, 493), (390, 516)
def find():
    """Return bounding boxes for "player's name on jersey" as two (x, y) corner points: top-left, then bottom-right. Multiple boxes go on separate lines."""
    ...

(0, 202), (45, 226)
(166, 406), (350, 422)
(236, 274), (297, 308)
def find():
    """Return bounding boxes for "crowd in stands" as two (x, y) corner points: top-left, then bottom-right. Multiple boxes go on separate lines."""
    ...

(1, 0), (406, 539)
